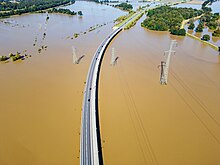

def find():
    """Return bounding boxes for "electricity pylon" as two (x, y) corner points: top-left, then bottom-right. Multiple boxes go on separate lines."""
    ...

(111, 48), (116, 66)
(160, 40), (177, 85)
(72, 46), (78, 64)
(72, 46), (85, 64)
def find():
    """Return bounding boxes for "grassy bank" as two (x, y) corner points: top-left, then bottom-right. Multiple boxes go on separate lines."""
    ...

(124, 12), (144, 30)
(113, 11), (136, 29)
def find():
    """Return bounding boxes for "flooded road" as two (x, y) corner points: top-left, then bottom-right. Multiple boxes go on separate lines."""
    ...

(0, 1), (220, 165)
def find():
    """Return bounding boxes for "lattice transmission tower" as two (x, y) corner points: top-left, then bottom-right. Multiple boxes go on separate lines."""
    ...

(159, 40), (177, 85)
(111, 48), (116, 66)
(72, 46), (78, 64)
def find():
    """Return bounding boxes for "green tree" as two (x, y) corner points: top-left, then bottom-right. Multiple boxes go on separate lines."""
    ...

(206, 21), (218, 30)
(78, 11), (83, 16)
(188, 22), (195, 30)
(195, 22), (204, 32)
(201, 34), (210, 41)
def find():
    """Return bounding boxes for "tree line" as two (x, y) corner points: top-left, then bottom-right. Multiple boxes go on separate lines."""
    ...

(114, 3), (133, 11)
(47, 8), (78, 15)
(0, 0), (75, 18)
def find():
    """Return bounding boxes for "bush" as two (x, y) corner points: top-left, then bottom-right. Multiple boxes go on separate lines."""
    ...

(201, 34), (210, 41)
(78, 11), (83, 16)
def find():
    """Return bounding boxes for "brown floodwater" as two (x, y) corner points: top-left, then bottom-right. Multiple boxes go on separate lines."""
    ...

(0, 1), (124, 165)
(99, 16), (220, 165)
(0, 1), (220, 165)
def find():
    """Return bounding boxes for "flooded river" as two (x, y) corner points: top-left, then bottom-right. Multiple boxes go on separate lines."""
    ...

(99, 14), (220, 165)
(0, 1), (220, 165)
(0, 1), (124, 165)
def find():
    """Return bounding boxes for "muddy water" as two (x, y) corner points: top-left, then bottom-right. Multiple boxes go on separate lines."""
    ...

(99, 16), (220, 165)
(0, 1), (124, 165)
(1, 1), (220, 164)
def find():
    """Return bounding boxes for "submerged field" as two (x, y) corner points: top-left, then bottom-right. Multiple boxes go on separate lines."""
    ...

(99, 16), (220, 165)
(0, 1), (220, 165)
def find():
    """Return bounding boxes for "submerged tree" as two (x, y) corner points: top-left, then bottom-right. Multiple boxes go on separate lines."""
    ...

(201, 34), (210, 41)
(78, 11), (83, 16)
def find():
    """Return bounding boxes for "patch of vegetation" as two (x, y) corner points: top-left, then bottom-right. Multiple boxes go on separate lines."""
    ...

(68, 22), (110, 40)
(0, 50), (33, 64)
(202, 0), (218, 9)
(48, 8), (77, 15)
(78, 11), (83, 16)
(200, 12), (219, 30)
(114, 10), (136, 29)
(201, 34), (210, 41)
(0, 55), (9, 61)
(170, 28), (186, 36)
(9, 52), (24, 61)
(124, 12), (144, 30)
(114, 3), (133, 11)
(195, 21), (204, 32)
(114, 10), (135, 22)
(38, 45), (48, 53)
(141, 6), (203, 36)
(0, 0), (75, 18)
(188, 21), (195, 30)
(74, 33), (79, 38)
(201, 0), (216, 12)
(212, 28), (220, 37)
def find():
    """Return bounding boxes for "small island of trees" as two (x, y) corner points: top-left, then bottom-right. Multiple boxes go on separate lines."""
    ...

(201, 34), (211, 41)
(114, 3), (133, 11)
(0, 52), (31, 63)
(141, 6), (203, 36)
(48, 8), (77, 15)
